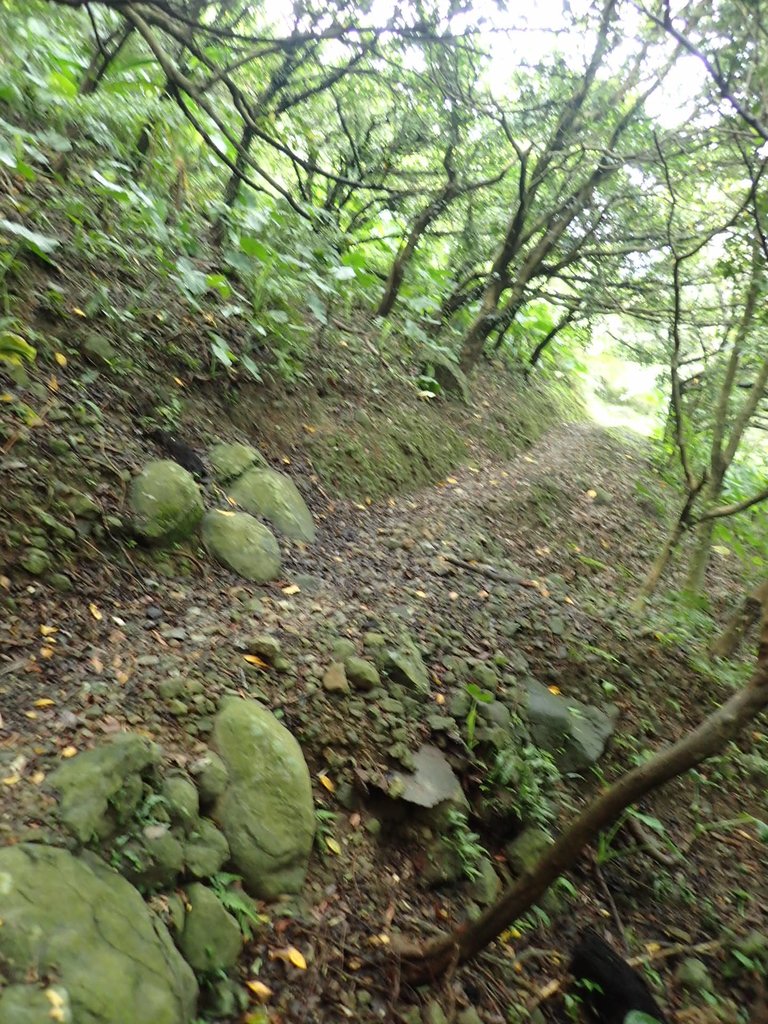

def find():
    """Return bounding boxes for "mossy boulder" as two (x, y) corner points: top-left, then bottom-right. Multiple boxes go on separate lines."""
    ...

(345, 656), (380, 691)
(120, 829), (185, 890)
(209, 442), (267, 484)
(227, 466), (315, 543)
(0, 844), (197, 1024)
(201, 510), (281, 582)
(49, 733), (161, 843)
(178, 883), (242, 973)
(130, 461), (204, 544)
(190, 752), (229, 808)
(161, 775), (200, 833)
(183, 819), (230, 879)
(212, 697), (315, 899)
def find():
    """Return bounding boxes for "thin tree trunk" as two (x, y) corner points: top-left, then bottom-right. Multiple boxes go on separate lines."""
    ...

(631, 518), (687, 609)
(398, 608), (768, 982)
(211, 124), (255, 247)
(79, 25), (133, 95)
(684, 514), (717, 594)
(377, 191), (452, 317)
(711, 579), (768, 659)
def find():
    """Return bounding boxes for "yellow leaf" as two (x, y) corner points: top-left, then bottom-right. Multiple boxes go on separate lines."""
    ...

(244, 654), (268, 668)
(547, 685), (561, 695)
(246, 980), (273, 1001)
(88, 603), (103, 621)
(586, 489), (597, 498)
(61, 746), (78, 758)
(281, 456), (291, 465)
(34, 698), (55, 708)
(72, 307), (86, 317)
(216, 509), (236, 517)
(48, 375), (59, 392)
(282, 584), (300, 596)
(434, 693), (445, 705)
(31, 770), (45, 785)
(46, 989), (68, 1022)
(287, 946), (307, 969)
(24, 711), (38, 719)
(303, 424), (317, 434)
(40, 625), (58, 636)
(0, 393), (13, 403)
(54, 351), (67, 367)
(40, 647), (55, 659)
(318, 774), (335, 793)
(446, 477), (458, 484)
(2, 774), (21, 786)
(325, 837), (342, 855)
(173, 377), (185, 387)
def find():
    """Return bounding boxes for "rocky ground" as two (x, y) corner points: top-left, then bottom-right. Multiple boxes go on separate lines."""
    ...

(2, 391), (767, 1024)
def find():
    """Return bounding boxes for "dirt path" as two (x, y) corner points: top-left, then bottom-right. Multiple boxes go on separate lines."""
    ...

(1, 420), (764, 1024)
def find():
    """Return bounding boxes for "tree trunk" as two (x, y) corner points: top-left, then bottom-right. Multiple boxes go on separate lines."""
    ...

(79, 25), (133, 95)
(211, 125), (255, 247)
(398, 608), (768, 982)
(377, 188), (454, 318)
(711, 579), (768, 659)
(631, 515), (687, 608)
(684, 515), (716, 594)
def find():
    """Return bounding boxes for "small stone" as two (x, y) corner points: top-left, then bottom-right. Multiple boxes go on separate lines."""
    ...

(190, 752), (230, 807)
(20, 548), (51, 575)
(167, 699), (189, 716)
(675, 958), (714, 994)
(48, 572), (72, 592)
(323, 662), (350, 694)
(332, 638), (357, 661)
(345, 656), (380, 691)
(467, 856), (501, 905)
(146, 606), (164, 621)
(245, 634), (281, 660)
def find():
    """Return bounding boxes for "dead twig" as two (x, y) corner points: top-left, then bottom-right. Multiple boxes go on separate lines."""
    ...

(441, 554), (541, 589)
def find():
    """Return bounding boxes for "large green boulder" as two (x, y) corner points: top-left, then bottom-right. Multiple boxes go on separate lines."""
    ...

(130, 461), (204, 544)
(178, 883), (242, 973)
(383, 642), (430, 694)
(49, 733), (161, 843)
(209, 442), (267, 484)
(201, 510), (281, 582)
(0, 844), (197, 1024)
(212, 698), (315, 899)
(227, 466), (316, 543)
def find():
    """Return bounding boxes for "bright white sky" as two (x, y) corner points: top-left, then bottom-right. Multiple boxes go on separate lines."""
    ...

(262, 0), (709, 129)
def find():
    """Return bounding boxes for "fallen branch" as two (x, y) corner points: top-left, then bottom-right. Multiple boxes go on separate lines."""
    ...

(441, 554), (540, 589)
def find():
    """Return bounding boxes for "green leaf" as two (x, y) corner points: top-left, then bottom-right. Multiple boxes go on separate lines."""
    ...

(0, 331), (37, 366)
(624, 1013), (664, 1024)
(209, 333), (235, 368)
(240, 354), (263, 382)
(0, 219), (59, 257)
(466, 683), (494, 703)
(240, 237), (272, 261)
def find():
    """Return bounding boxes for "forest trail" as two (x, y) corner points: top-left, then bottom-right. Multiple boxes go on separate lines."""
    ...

(2, 417), (764, 1024)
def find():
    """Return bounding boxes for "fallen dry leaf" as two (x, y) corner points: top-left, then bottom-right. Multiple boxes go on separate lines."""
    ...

(88, 603), (103, 621)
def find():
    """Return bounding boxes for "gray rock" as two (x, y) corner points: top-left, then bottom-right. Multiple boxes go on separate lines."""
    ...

(212, 697), (315, 898)
(49, 733), (161, 843)
(524, 680), (617, 772)
(201, 510), (280, 583)
(384, 643), (430, 694)
(0, 844), (197, 1024)
(178, 883), (242, 973)
(227, 466), (315, 543)
(209, 442), (267, 484)
(130, 461), (204, 544)
(184, 819), (230, 879)
(389, 744), (467, 812)
(345, 656), (380, 691)
(467, 856), (501, 905)
(505, 826), (552, 876)
(245, 634), (281, 660)
(426, 353), (470, 403)
(82, 332), (117, 367)
(323, 662), (350, 694)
